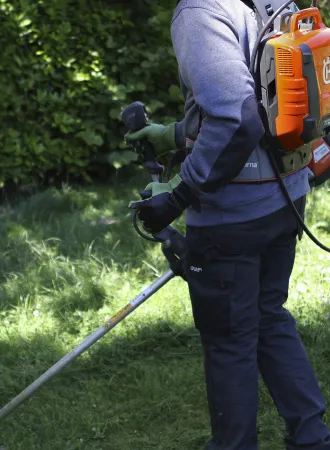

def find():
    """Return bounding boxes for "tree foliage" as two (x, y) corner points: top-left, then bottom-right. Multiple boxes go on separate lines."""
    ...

(0, 0), (179, 185)
(0, 0), (329, 186)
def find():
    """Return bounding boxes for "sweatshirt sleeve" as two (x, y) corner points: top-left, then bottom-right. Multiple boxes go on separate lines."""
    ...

(171, 6), (265, 194)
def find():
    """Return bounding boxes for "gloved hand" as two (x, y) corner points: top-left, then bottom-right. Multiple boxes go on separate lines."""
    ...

(129, 174), (198, 233)
(125, 123), (177, 155)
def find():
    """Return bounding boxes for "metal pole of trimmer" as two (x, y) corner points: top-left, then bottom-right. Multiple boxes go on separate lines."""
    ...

(0, 101), (186, 423)
(0, 270), (174, 422)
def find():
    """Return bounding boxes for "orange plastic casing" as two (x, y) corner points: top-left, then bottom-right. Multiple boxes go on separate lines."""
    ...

(262, 8), (330, 152)
(309, 137), (330, 177)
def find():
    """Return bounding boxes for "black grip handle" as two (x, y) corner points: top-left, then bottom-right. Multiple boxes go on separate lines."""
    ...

(121, 101), (148, 131)
(122, 102), (186, 250)
(121, 102), (163, 179)
(139, 139), (163, 176)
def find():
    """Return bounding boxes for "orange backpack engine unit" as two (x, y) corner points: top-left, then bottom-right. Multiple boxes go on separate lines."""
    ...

(256, 6), (330, 184)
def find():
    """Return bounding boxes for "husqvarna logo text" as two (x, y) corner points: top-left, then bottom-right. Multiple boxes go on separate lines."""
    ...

(190, 266), (202, 273)
(323, 57), (330, 85)
(245, 162), (258, 168)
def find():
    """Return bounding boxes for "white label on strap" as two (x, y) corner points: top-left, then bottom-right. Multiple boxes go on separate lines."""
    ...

(313, 143), (330, 164)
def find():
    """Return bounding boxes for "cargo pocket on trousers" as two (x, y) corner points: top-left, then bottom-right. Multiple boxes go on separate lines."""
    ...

(185, 248), (236, 336)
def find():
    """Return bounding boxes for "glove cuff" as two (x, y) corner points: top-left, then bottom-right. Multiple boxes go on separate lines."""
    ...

(171, 175), (199, 211)
(174, 122), (185, 149)
(164, 122), (177, 151)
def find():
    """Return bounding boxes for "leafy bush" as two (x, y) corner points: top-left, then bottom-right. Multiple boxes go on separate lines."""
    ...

(0, 0), (328, 186)
(0, 0), (180, 186)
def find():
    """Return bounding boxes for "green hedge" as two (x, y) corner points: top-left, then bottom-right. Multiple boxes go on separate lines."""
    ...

(0, 0), (180, 186)
(0, 0), (329, 186)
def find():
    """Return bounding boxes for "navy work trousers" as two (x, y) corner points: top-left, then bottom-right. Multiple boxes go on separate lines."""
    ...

(185, 197), (330, 450)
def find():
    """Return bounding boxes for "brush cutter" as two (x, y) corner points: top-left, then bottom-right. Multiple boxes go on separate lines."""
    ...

(0, 102), (186, 422)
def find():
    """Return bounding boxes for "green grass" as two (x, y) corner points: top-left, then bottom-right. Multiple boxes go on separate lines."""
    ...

(0, 170), (330, 450)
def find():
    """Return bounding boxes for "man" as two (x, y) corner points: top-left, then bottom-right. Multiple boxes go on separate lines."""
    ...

(127, 0), (330, 448)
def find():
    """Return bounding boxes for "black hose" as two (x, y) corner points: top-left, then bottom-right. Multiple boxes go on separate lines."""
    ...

(250, 0), (295, 76)
(251, 1), (330, 253)
(268, 151), (330, 252)
(133, 210), (161, 243)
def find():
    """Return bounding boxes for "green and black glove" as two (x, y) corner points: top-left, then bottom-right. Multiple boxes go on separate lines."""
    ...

(129, 174), (198, 233)
(125, 123), (177, 156)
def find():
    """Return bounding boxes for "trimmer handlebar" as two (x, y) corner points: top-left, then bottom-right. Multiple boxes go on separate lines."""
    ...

(122, 101), (186, 278)
(121, 101), (164, 182)
(0, 103), (187, 424)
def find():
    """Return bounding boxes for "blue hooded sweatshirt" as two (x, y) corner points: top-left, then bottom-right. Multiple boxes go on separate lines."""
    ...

(171, 0), (311, 227)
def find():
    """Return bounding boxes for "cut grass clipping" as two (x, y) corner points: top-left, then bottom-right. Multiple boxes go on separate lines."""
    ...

(0, 171), (330, 450)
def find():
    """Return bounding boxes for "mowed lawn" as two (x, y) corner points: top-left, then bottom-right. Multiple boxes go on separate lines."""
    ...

(1, 170), (330, 450)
